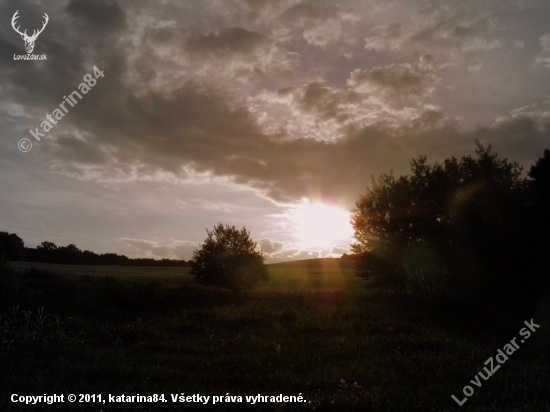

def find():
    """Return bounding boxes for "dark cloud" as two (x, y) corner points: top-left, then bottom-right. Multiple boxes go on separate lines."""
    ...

(348, 63), (439, 107)
(471, 102), (550, 167)
(67, 0), (127, 34)
(365, 2), (503, 55)
(138, 24), (295, 84)
(364, 23), (405, 53)
(282, 3), (340, 20)
(239, 0), (297, 14)
(39, 69), (549, 209)
(275, 2), (357, 47)
(259, 238), (284, 254)
(185, 28), (269, 58)
(49, 135), (110, 165)
(292, 81), (359, 124)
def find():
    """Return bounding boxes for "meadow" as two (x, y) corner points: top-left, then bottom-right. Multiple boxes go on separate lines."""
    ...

(1, 260), (549, 411)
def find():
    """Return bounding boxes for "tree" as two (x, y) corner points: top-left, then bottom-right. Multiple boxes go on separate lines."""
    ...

(351, 141), (527, 298)
(57, 244), (83, 264)
(0, 232), (25, 263)
(38, 241), (58, 252)
(190, 223), (269, 292)
(524, 149), (550, 285)
(528, 149), (550, 223)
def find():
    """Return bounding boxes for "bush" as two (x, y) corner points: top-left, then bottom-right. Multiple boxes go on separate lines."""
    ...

(190, 223), (269, 292)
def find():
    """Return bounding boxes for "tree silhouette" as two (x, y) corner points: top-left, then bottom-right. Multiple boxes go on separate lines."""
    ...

(190, 223), (269, 292)
(523, 149), (550, 288)
(351, 141), (529, 299)
(22, 239), (188, 267)
(0, 232), (25, 264)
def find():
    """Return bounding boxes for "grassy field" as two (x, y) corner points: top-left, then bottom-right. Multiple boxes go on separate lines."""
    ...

(8, 261), (191, 288)
(1, 261), (549, 411)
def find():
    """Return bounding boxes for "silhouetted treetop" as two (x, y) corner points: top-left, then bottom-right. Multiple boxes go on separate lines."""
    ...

(190, 223), (268, 292)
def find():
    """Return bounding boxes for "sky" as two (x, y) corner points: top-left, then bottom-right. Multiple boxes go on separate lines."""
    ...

(1, 0), (549, 263)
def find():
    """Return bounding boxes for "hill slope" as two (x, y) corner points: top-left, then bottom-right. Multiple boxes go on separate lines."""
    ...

(268, 257), (355, 270)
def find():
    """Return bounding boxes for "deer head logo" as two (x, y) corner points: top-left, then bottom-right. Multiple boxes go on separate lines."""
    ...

(11, 10), (49, 54)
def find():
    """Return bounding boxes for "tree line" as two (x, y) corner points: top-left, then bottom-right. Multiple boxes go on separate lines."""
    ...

(351, 141), (550, 304)
(0, 235), (190, 267)
(0, 224), (268, 292)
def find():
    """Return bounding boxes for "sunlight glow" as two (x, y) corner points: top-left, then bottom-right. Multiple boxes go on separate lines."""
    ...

(286, 199), (354, 248)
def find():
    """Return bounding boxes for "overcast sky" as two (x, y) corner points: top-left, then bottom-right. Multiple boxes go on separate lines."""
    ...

(1, 0), (549, 262)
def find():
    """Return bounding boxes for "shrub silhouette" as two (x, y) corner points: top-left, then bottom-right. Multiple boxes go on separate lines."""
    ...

(190, 223), (269, 292)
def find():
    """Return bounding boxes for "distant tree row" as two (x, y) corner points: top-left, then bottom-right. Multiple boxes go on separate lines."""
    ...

(0, 234), (189, 267)
(1, 224), (269, 292)
(351, 141), (550, 303)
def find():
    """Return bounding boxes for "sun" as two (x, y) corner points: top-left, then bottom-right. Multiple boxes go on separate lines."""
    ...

(286, 199), (354, 248)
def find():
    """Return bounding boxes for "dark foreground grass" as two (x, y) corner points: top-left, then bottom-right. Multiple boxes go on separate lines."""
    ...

(1, 263), (549, 411)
